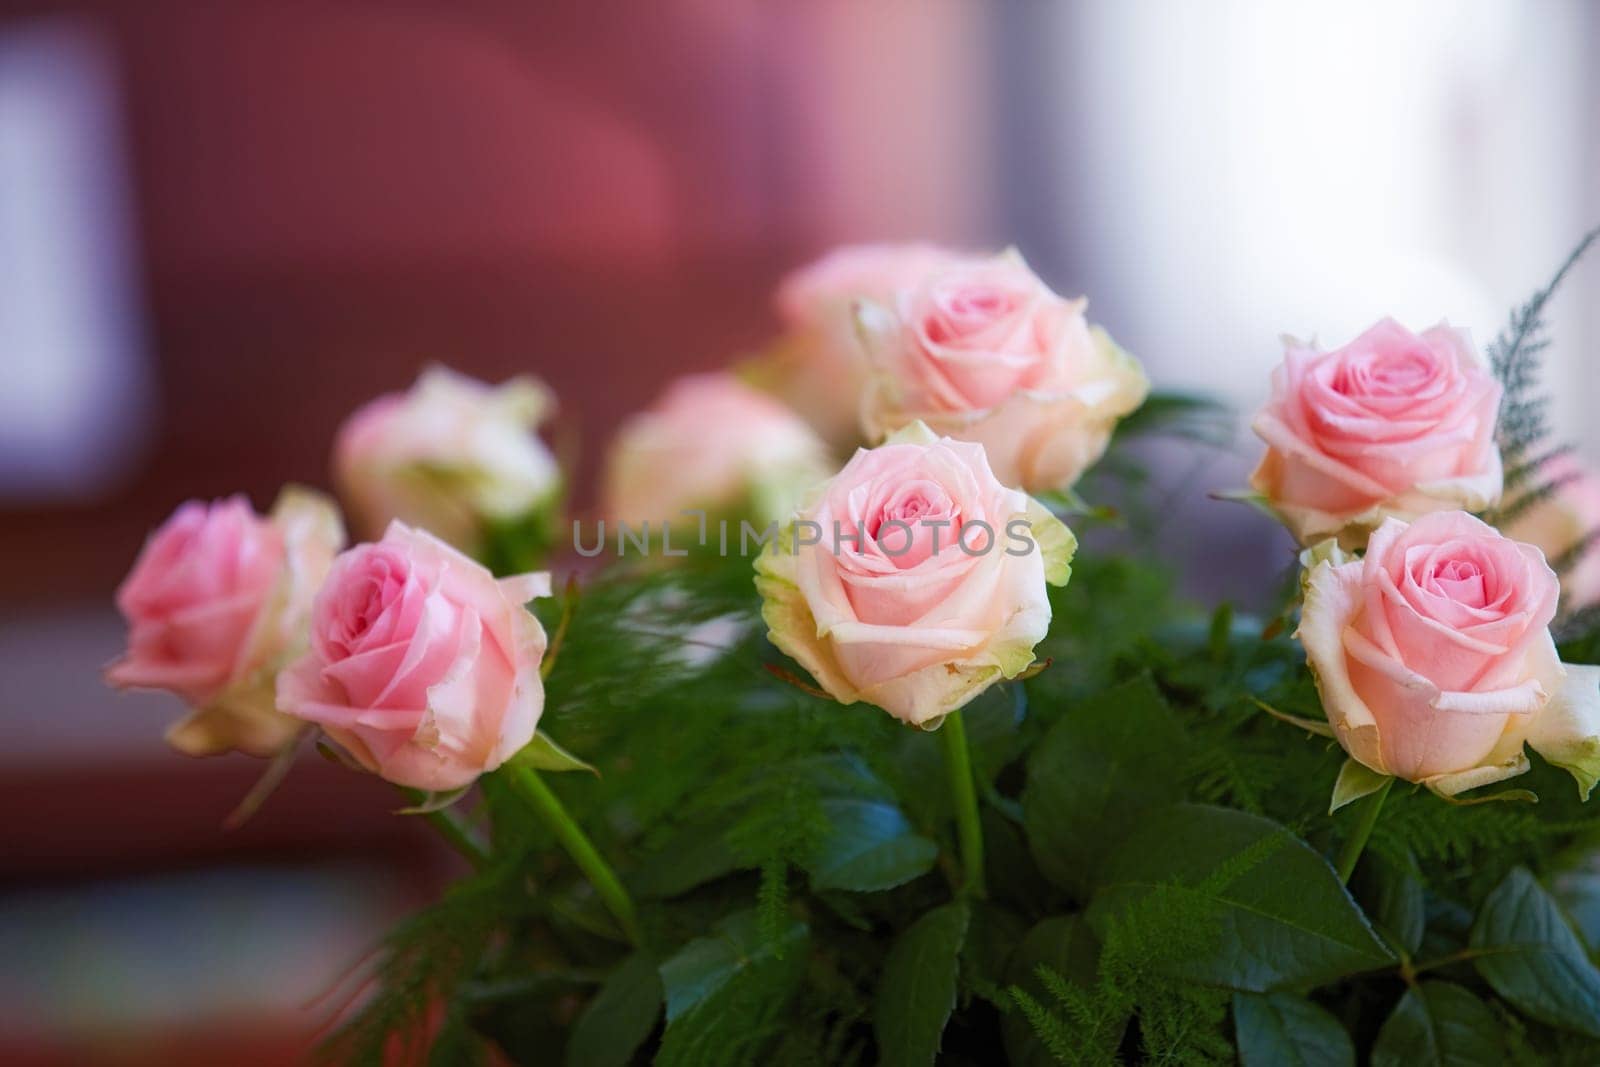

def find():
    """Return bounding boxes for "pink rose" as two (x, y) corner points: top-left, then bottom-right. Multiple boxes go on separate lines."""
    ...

(764, 243), (972, 447)
(1251, 318), (1503, 547)
(1503, 454), (1600, 609)
(106, 488), (344, 757)
(1299, 511), (1600, 797)
(602, 373), (830, 530)
(857, 250), (1148, 493)
(335, 366), (560, 553)
(277, 522), (550, 791)
(755, 422), (1075, 727)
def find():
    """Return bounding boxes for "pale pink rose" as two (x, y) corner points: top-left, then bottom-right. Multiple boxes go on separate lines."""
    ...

(335, 366), (560, 553)
(1251, 318), (1503, 547)
(277, 522), (550, 791)
(755, 422), (1075, 727)
(1503, 454), (1600, 609)
(602, 373), (830, 530)
(1300, 511), (1600, 797)
(106, 488), (345, 757)
(763, 243), (973, 447)
(857, 250), (1148, 493)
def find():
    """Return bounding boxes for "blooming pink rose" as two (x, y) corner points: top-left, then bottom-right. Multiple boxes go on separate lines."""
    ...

(106, 488), (344, 757)
(755, 422), (1075, 727)
(603, 373), (830, 530)
(277, 522), (550, 791)
(1300, 511), (1600, 797)
(1503, 454), (1600, 609)
(857, 250), (1148, 493)
(335, 366), (560, 553)
(763, 243), (972, 447)
(1251, 318), (1503, 547)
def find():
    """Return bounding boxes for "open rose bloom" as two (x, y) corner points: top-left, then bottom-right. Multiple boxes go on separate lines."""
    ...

(335, 366), (561, 554)
(1300, 511), (1600, 798)
(277, 522), (551, 792)
(759, 243), (972, 447)
(602, 373), (831, 530)
(857, 249), (1148, 494)
(107, 488), (345, 757)
(1252, 319), (1503, 548)
(756, 422), (1075, 727)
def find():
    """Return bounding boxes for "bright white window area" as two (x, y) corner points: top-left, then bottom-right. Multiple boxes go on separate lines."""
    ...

(0, 19), (151, 501)
(1037, 0), (1597, 452)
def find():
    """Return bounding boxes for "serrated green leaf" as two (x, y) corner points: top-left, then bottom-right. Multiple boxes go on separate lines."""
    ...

(1086, 804), (1394, 991)
(1233, 992), (1353, 1067)
(874, 902), (970, 1067)
(566, 952), (664, 1067)
(803, 797), (938, 893)
(659, 910), (807, 1023)
(1023, 676), (1189, 895)
(1370, 982), (1504, 1067)
(631, 817), (745, 899)
(515, 731), (599, 775)
(1470, 867), (1600, 1038)
(1553, 868), (1600, 951)
(1001, 916), (1117, 1067)
(1352, 847), (1426, 957)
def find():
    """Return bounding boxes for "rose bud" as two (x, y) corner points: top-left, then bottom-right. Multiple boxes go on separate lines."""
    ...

(761, 243), (974, 447)
(276, 522), (550, 792)
(755, 421), (1075, 727)
(1502, 454), (1600, 609)
(602, 373), (831, 532)
(855, 249), (1149, 494)
(106, 488), (344, 757)
(334, 366), (561, 556)
(1299, 511), (1600, 798)
(1251, 318), (1503, 548)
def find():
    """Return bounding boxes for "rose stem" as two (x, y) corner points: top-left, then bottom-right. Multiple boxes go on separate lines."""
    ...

(940, 708), (987, 899)
(505, 763), (641, 944)
(1333, 776), (1394, 884)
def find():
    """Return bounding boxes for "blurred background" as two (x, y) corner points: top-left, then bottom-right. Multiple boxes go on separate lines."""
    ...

(1, 0), (1597, 1060)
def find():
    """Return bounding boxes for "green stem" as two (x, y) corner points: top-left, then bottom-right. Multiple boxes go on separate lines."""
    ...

(423, 808), (491, 870)
(940, 709), (987, 899)
(505, 763), (640, 944)
(1334, 776), (1393, 884)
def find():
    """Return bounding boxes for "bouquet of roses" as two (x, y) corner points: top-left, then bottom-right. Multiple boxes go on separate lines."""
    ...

(106, 235), (1600, 1065)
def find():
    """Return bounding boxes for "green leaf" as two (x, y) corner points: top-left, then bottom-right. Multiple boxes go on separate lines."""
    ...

(395, 784), (473, 815)
(1470, 866), (1600, 1038)
(802, 797), (939, 893)
(566, 952), (663, 1067)
(1233, 992), (1354, 1067)
(874, 902), (970, 1067)
(515, 731), (599, 776)
(1370, 982), (1504, 1067)
(1086, 804), (1394, 991)
(1023, 676), (1189, 895)
(1351, 847), (1426, 957)
(654, 911), (809, 1067)
(1330, 758), (1392, 814)
(1002, 916), (1117, 1067)
(659, 910), (807, 1023)
(1553, 868), (1600, 951)
(632, 817), (745, 899)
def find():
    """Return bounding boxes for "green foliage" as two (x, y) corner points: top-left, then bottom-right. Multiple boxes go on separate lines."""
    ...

(1232, 992), (1354, 1067)
(874, 902), (970, 1067)
(1469, 868), (1600, 1038)
(321, 240), (1600, 1063)
(1369, 982), (1504, 1067)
